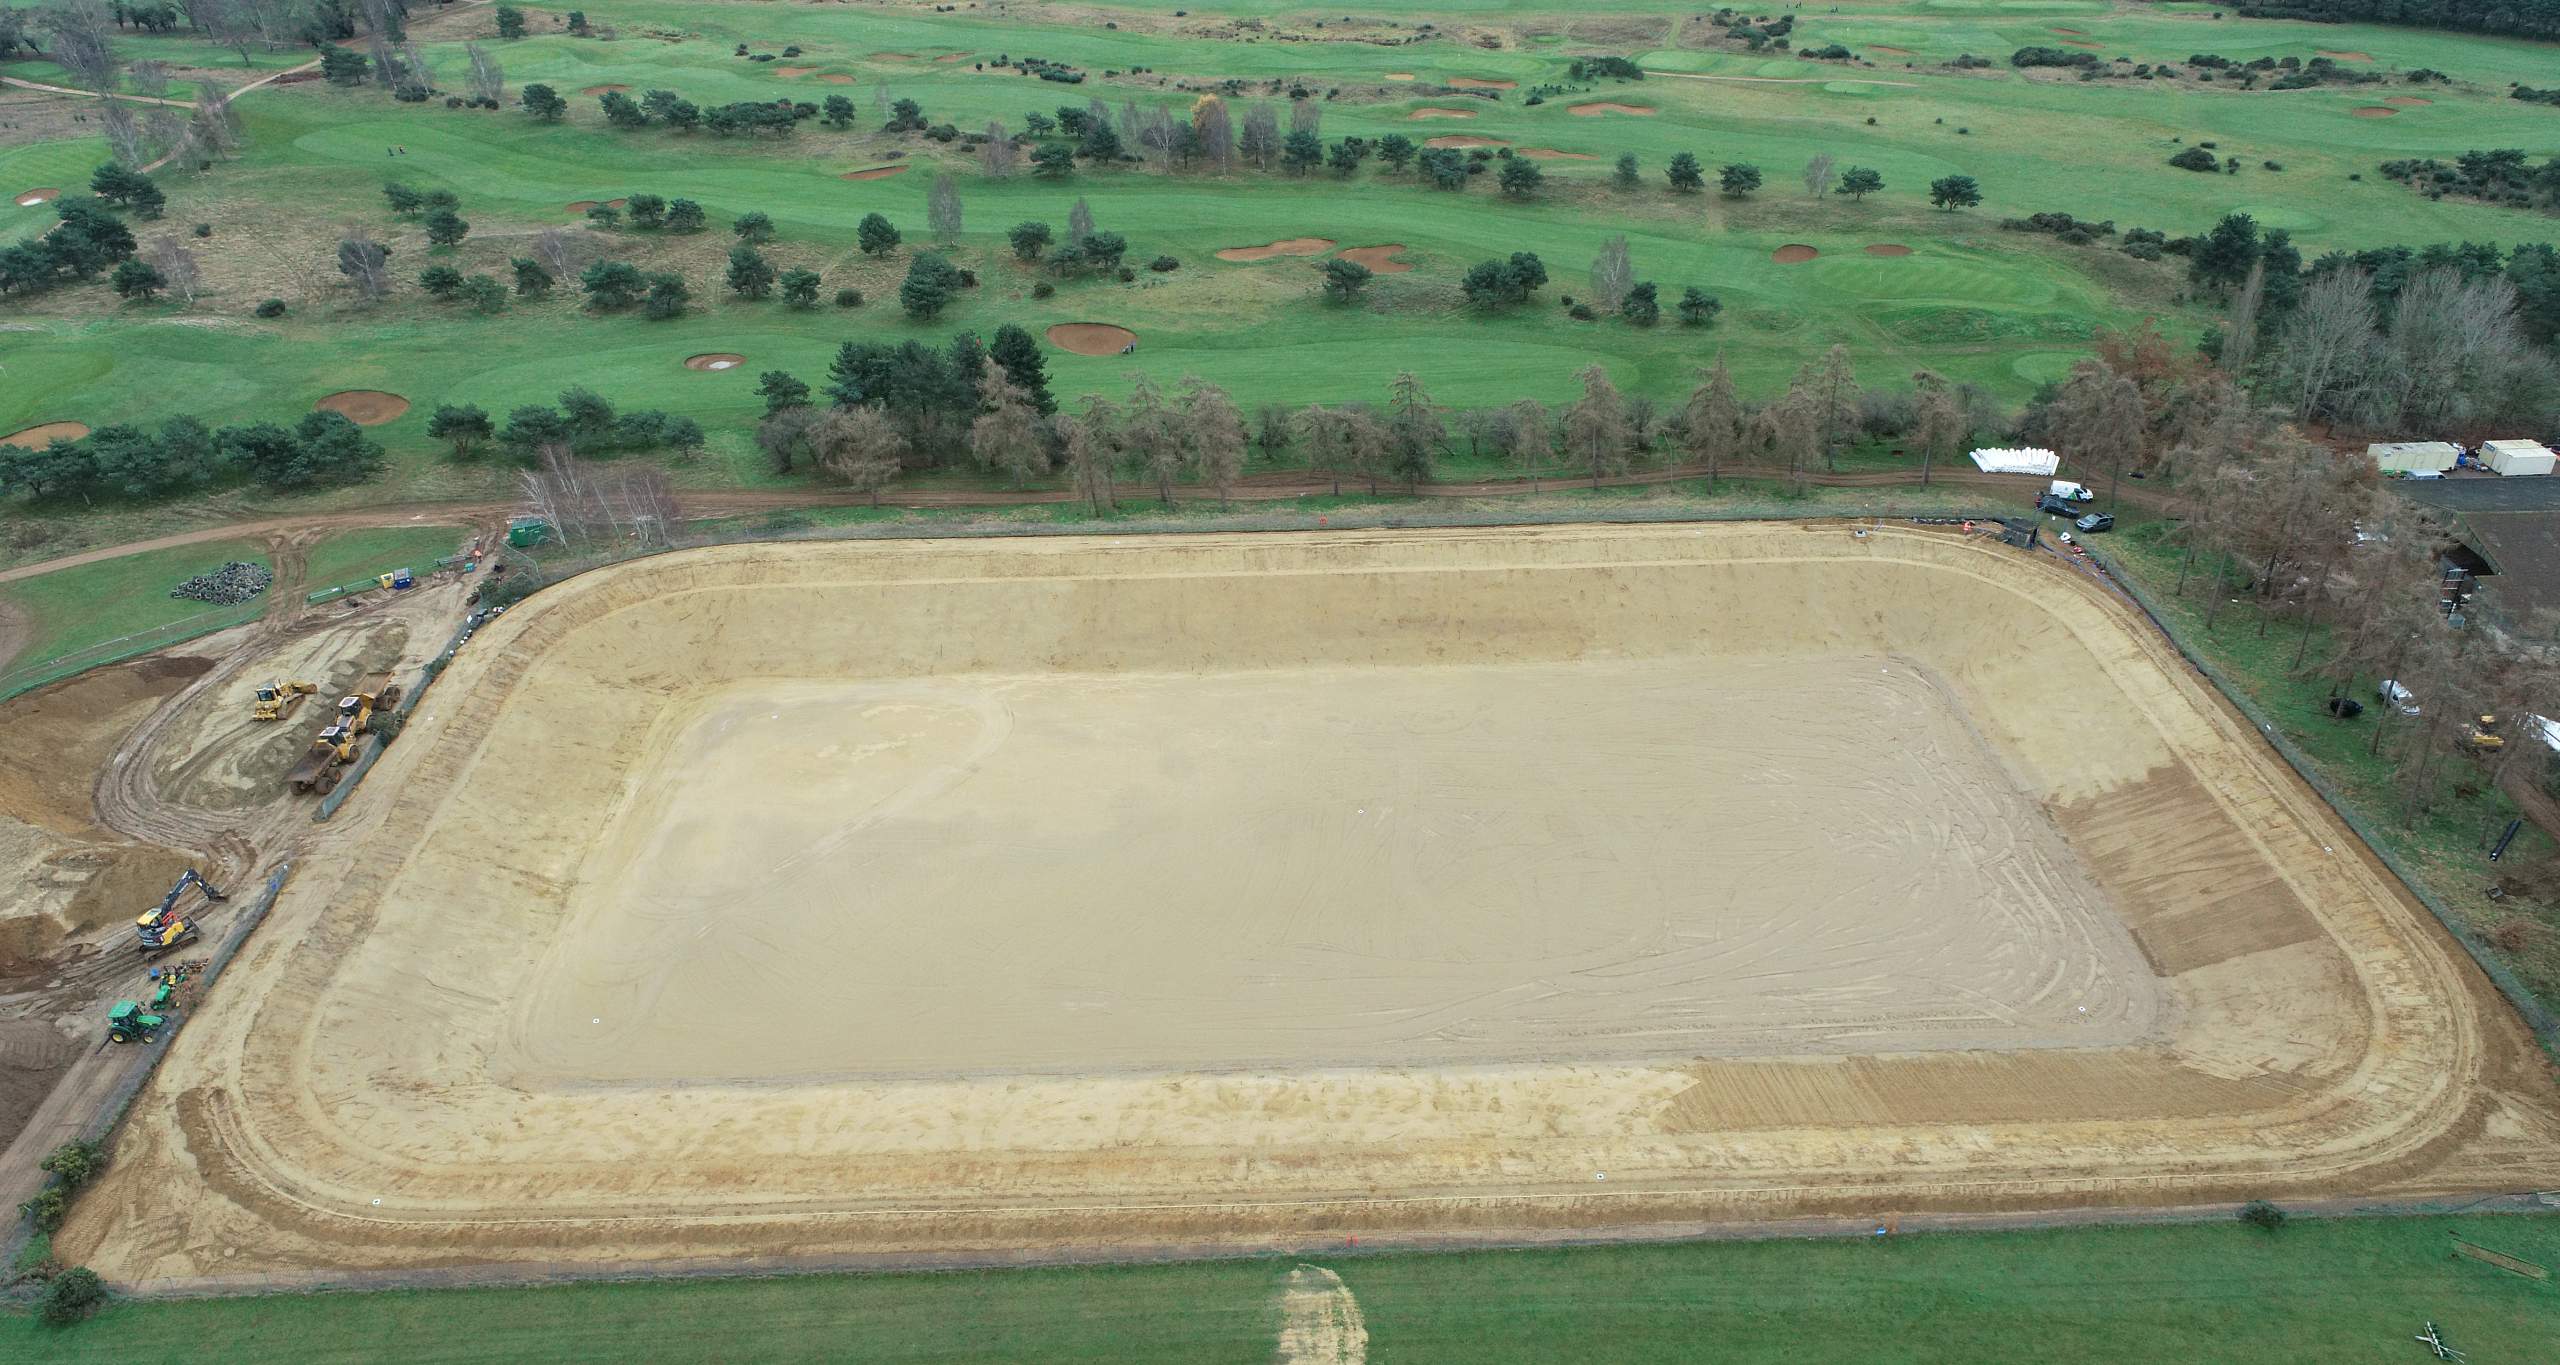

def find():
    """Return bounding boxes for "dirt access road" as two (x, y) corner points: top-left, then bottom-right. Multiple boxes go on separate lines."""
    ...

(56, 523), (2560, 1287)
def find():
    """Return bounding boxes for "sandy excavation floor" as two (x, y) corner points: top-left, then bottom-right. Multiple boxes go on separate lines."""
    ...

(60, 524), (2560, 1284)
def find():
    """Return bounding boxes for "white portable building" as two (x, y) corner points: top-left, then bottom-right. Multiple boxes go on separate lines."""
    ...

(1970, 447), (2059, 476)
(2366, 441), (2460, 476)
(2480, 439), (2556, 477)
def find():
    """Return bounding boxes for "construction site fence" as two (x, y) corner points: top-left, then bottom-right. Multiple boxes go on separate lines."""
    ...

(0, 598), (266, 705)
(303, 555), (473, 607)
(2079, 540), (2560, 1059)
(0, 863), (294, 1273)
(310, 613), (475, 822)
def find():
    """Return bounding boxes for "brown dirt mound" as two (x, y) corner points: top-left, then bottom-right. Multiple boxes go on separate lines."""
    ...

(2385, 95), (2432, 106)
(1569, 102), (1655, 116)
(1, 422), (88, 449)
(565, 198), (629, 213)
(2052, 26), (2086, 35)
(14, 188), (60, 208)
(1446, 77), (1516, 90)
(775, 66), (816, 78)
(1047, 322), (1137, 356)
(683, 354), (747, 372)
(579, 84), (629, 95)
(314, 390), (409, 425)
(2350, 105), (2398, 118)
(1869, 45), (1913, 56)
(1424, 135), (1507, 149)
(2318, 49), (2374, 61)
(2059, 38), (2100, 49)
(819, 73), (855, 84)
(1773, 244), (1820, 264)
(1338, 245), (1412, 274)
(1408, 107), (1476, 120)
(1385, 72), (1415, 81)
(1864, 243), (1913, 257)
(1216, 237), (1336, 263)
(1519, 148), (1597, 160)
(839, 165), (908, 181)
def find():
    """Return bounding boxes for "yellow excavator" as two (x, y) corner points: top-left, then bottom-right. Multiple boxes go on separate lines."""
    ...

(135, 868), (227, 954)
(251, 679), (318, 721)
(2466, 714), (2507, 751)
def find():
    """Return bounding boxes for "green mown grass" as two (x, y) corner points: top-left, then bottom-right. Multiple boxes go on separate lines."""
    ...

(295, 523), (468, 596)
(4, 1214), (2554, 1361)
(4, 0), (2554, 504)
(0, 537), (269, 682)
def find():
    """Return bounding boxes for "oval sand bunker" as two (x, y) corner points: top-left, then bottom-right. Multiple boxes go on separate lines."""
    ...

(1864, 243), (1913, 257)
(840, 165), (909, 181)
(1338, 245), (1412, 274)
(2350, 105), (2398, 118)
(1569, 102), (1655, 116)
(1047, 323), (1137, 356)
(1425, 135), (1507, 149)
(14, 188), (59, 208)
(314, 391), (410, 425)
(1519, 148), (1596, 160)
(566, 198), (629, 214)
(579, 84), (630, 95)
(1216, 237), (1335, 262)
(684, 354), (747, 372)
(1773, 244), (1820, 264)
(1408, 107), (1477, 120)
(1446, 77), (1516, 90)
(2, 421), (88, 449)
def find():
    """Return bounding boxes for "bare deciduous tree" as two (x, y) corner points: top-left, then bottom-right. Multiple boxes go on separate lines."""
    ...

(1121, 373), (1186, 505)
(1681, 358), (1743, 491)
(533, 227), (579, 281)
(1193, 95), (1234, 172)
(42, 0), (120, 89)
(1063, 395), (1119, 513)
(1564, 364), (1632, 485)
(1289, 98), (1320, 137)
(812, 408), (906, 505)
(464, 42), (506, 104)
(926, 172), (963, 244)
(146, 234), (203, 303)
(336, 232), (393, 300)
(1502, 398), (1551, 490)
(969, 363), (1048, 487)
(1238, 101), (1279, 170)
(1801, 152), (1836, 199)
(980, 120), (1016, 178)
(1066, 196), (1095, 245)
(98, 98), (144, 168)
(1587, 235), (1632, 313)
(1181, 376), (1247, 507)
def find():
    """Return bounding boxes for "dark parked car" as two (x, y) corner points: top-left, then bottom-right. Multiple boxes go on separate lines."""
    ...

(2074, 512), (2115, 533)
(2036, 492), (2078, 516)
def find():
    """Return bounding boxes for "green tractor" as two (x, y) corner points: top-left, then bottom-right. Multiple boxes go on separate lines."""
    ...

(106, 1000), (167, 1045)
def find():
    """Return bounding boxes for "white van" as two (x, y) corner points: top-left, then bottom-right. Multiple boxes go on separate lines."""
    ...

(2048, 480), (2095, 502)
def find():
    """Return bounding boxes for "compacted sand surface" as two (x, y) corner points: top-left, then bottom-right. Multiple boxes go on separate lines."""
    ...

(60, 524), (2560, 1285)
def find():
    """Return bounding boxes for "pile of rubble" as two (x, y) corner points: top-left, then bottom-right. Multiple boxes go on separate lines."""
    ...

(170, 561), (274, 606)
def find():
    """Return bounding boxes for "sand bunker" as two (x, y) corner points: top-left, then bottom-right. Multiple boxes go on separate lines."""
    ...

(1569, 102), (1656, 116)
(579, 84), (629, 95)
(2350, 105), (2398, 117)
(839, 165), (908, 181)
(1519, 148), (1596, 160)
(683, 354), (747, 372)
(1773, 244), (1820, 264)
(67, 524), (2551, 1281)
(13, 188), (59, 208)
(2319, 49), (2374, 61)
(2060, 38), (2100, 49)
(1408, 107), (1477, 120)
(1, 421), (87, 449)
(774, 66), (816, 78)
(2052, 26), (2086, 34)
(820, 73), (855, 84)
(1446, 77), (1516, 90)
(933, 53), (971, 63)
(871, 51), (917, 61)
(1870, 44), (1913, 56)
(1865, 243), (1913, 257)
(565, 198), (629, 213)
(1047, 322), (1137, 355)
(313, 391), (409, 425)
(1385, 72), (1415, 81)
(2385, 95), (2432, 105)
(1424, 135), (1507, 149)
(1216, 237), (1336, 262)
(1337, 245), (1412, 273)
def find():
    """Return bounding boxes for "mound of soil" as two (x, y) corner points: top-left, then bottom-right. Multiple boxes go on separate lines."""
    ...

(1216, 237), (1336, 262)
(684, 353), (747, 371)
(565, 198), (629, 213)
(1446, 77), (1517, 90)
(579, 84), (629, 95)
(315, 390), (410, 425)
(1408, 107), (1477, 120)
(1569, 102), (1656, 116)
(1519, 148), (1597, 160)
(1, 421), (88, 449)
(13, 188), (59, 208)
(2052, 26), (2086, 34)
(1338, 245), (1412, 274)
(1864, 243), (1913, 257)
(775, 66), (816, 78)
(2059, 38), (2101, 49)
(2386, 96), (2432, 105)
(1385, 72), (1416, 81)
(1773, 244), (1820, 264)
(2318, 49), (2374, 61)
(1424, 135), (1507, 149)
(840, 165), (909, 181)
(1869, 45), (1913, 56)
(2350, 105), (2398, 117)
(1047, 322), (1137, 356)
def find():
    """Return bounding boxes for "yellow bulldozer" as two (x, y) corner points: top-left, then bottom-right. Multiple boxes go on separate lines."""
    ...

(332, 684), (404, 736)
(2466, 714), (2507, 751)
(251, 679), (318, 721)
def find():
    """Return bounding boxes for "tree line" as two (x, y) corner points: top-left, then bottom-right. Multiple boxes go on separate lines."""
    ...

(0, 409), (383, 503)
